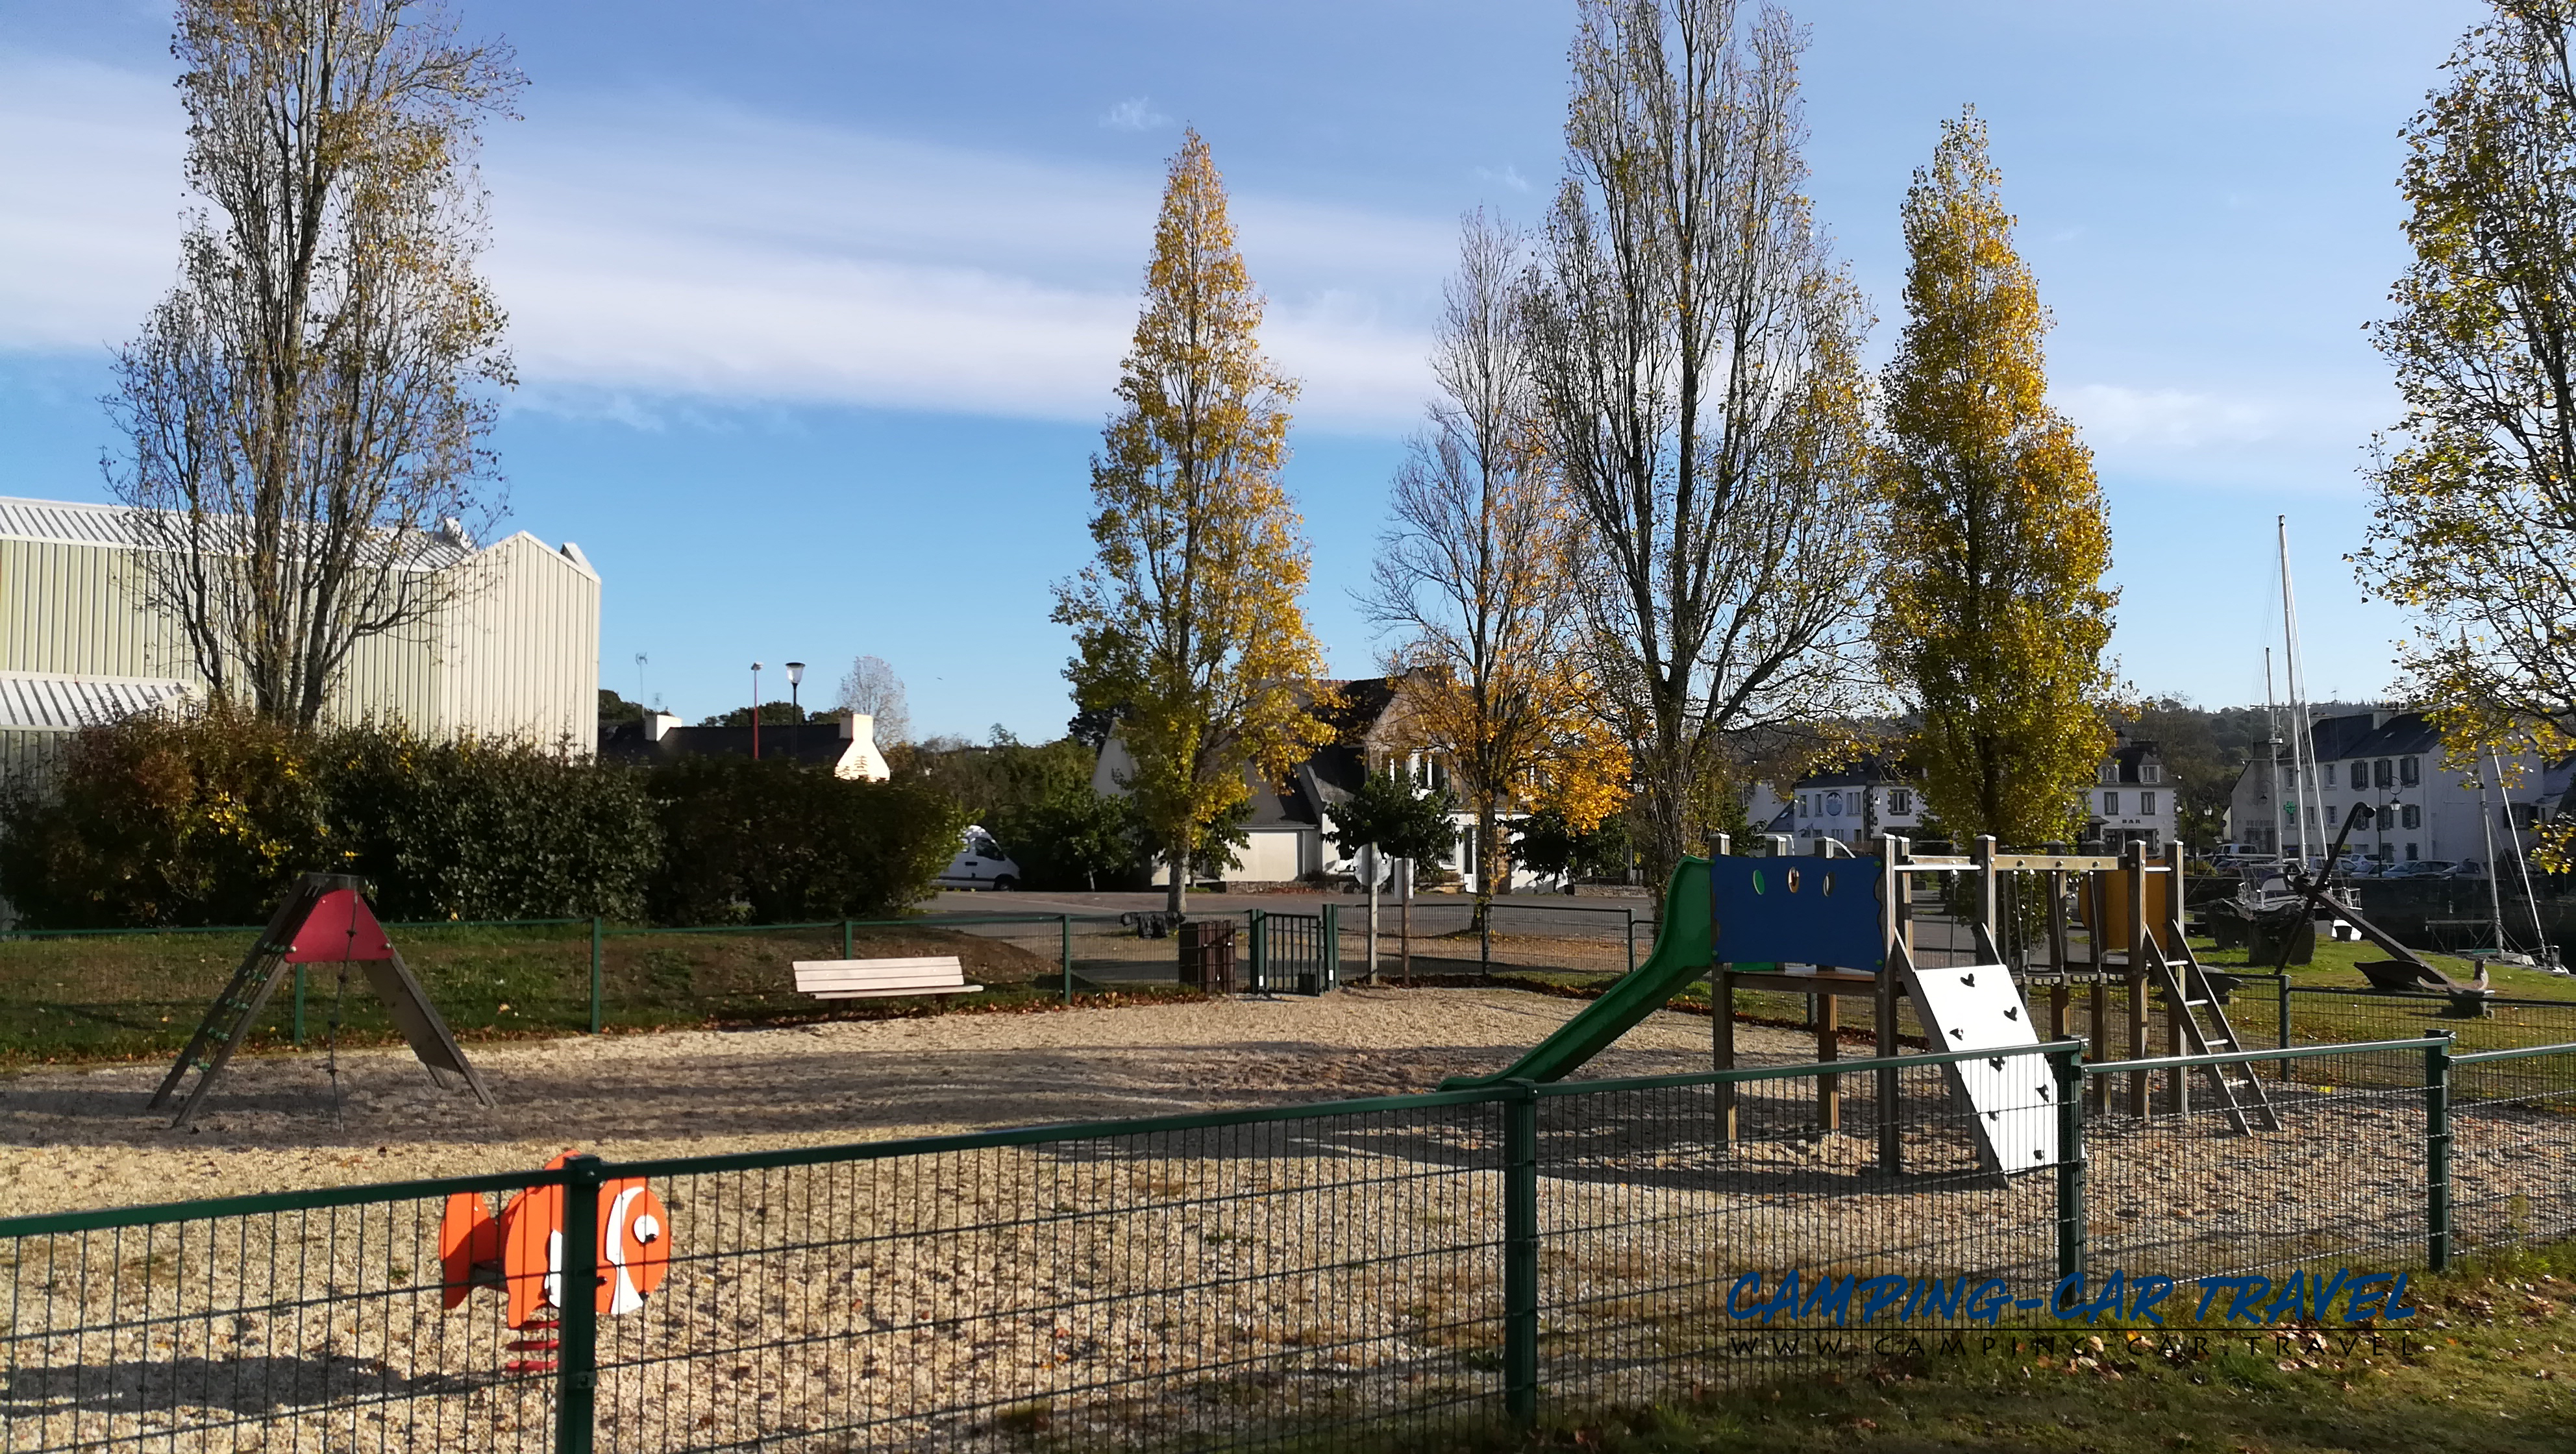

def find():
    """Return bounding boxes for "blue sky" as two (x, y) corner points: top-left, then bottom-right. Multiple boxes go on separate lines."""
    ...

(0, 0), (2486, 736)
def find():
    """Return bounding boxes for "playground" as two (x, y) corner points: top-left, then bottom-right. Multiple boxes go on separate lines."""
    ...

(0, 985), (1785, 1220)
(5, 849), (2575, 1452)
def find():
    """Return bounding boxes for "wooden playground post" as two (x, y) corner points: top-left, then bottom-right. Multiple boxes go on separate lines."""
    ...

(2044, 848), (2072, 1042)
(2161, 841), (2190, 1115)
(2085, 865), (2110, 1114)
(2125, 839), (2151, 1118)
(1876, 834), (1906, 1175)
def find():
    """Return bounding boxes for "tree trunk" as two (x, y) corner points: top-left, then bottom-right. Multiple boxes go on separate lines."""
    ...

(1166, 850), (1187, 915)
(1365, 844), (1380, 984)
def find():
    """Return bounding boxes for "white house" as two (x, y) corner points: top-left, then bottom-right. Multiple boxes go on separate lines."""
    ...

(1088, 675), (1539, 891)
(0, 495), (599, 768)
(1748, 735), (2175, 853)
(2226, 709), (2550, 869)
(1746, 755), (1926, 850)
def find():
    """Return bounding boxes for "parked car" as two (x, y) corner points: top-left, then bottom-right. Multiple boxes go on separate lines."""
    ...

(2330, 855), (2383, 877)
(2381, 859), (2460, 880)
(1323, 850), (1394, 892)
(936, 826), (1022, 891)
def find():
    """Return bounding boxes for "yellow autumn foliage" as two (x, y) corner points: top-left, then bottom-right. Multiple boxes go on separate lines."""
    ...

(1872, 110), (2118, 848)
(1052, 131), (1330, 905)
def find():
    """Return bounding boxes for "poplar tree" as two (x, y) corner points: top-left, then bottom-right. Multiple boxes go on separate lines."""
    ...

(1054, 130), (1330, 912)
(1873, 109), (2116, 846)
(1523, 0), (1879, 885)
(107, 0), (519, 728)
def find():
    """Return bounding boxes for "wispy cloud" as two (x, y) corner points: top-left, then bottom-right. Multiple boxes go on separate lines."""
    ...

(2055, 384), (2275, 451)
(1472, 163), (1532, 193)
(0, 62), (1444, 432)
(1100, 96), (1170, 132)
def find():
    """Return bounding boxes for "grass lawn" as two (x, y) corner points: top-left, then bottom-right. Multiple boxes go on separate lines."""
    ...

(1508, 1246), (2576, 1453)
(0, 921), (1195, 1070)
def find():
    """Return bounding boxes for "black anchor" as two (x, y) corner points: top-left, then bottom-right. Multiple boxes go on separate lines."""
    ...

(2003, 1006), (2020, 1021)
(1959, 972), (1977, 987)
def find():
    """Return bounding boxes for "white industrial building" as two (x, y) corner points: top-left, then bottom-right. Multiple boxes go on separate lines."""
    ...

(0, 495), (600, 768)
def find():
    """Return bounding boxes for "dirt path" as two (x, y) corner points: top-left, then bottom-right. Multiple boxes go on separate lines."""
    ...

(0, 987), (1811, 1219)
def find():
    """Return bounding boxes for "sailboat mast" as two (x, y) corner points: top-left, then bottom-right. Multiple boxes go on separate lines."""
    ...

(2264, 648), (2283, 857)
(2277, 517), (2318, 868)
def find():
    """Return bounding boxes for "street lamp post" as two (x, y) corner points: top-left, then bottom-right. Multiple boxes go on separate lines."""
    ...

(786, 661), (805, 720)
(750, 662), (763, 761)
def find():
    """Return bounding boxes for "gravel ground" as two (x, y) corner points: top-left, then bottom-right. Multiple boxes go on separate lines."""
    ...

(0, 987), (1769, 1221)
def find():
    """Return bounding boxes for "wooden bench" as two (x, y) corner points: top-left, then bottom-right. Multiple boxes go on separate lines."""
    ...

(792, 956), (984, 1000)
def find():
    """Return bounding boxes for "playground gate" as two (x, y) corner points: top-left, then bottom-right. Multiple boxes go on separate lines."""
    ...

(4, 1035), (2572, 1452)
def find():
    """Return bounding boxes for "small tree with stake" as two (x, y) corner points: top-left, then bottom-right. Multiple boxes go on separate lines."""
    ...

(1326, 767), (1458, 983)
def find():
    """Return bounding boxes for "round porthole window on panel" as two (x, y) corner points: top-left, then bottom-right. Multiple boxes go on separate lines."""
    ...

(1820, 872), (1835, 896)
(1785, 868), (1801, 893)
(1750, 869), (1765, 894)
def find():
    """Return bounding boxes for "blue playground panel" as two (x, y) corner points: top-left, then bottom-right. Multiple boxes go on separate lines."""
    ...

(1707, 855), (1885, 973)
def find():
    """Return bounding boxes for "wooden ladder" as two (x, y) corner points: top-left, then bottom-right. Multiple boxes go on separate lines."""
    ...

(2148, 941), (2281, 1133)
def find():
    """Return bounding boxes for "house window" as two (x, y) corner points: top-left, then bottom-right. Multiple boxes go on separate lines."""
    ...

(2101, 791), (2120, 817)
(2400, 756), (2421, 786)
(2406, 843), (2420, 861)
(2142, 763), (2161, 784)
(2374, 759), (2394, 789)
(2139, 791), (2157, 816)
(2352, 760), (2370, 789)
(2402, 804), (2421, 830)
(1889, 789), (1913, 815)
(1796, 795), (1809, 819)
(2100, 763), (2117, 785)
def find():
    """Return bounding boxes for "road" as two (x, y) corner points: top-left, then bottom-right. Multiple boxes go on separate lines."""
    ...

(919, 887), (1659, 942)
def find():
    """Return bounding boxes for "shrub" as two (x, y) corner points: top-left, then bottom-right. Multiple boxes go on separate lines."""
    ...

(0, 709), (658, 928)
(0, 706), (330, 927)
(643, 756), (963, 924)
(315, 726), (659, 922)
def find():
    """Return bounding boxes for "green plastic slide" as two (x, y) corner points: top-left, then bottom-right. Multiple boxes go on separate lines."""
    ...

(1438, 856), (1729, 1089)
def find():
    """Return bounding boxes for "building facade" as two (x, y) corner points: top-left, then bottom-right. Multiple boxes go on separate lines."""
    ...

(2225, 709), (2553, 869)
(1748, 735), (2175, 853)
(0, 495), (601, 765)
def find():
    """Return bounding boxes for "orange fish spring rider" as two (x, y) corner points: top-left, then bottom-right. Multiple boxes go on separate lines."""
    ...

(440, 1151), (671, 1368)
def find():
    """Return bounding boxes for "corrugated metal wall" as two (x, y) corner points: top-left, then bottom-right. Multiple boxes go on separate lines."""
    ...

(0, 530), (598, 750)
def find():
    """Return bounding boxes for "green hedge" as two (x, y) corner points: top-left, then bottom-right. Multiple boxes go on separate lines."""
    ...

(0, 709), (961, 928)
(645, 755), (964, 924)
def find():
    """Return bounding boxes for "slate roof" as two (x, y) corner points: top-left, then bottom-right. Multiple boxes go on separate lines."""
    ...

(2306, 711), (2442, 763)
(597, 720), (858, 770)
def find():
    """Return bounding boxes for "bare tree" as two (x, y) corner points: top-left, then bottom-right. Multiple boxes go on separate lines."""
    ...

(1367, 213), (1624, 928)
(106, 0), (520, 728)
(836, 654), (911, 745)
(1523, 0), (1877, 880)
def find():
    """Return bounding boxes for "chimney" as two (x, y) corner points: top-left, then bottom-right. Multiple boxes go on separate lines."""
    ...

(643, 711), (681, 743)
(841, 711), (869, 742)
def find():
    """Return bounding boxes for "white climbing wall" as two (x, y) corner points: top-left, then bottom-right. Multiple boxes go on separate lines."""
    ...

(1899, 962), (2063, 1177)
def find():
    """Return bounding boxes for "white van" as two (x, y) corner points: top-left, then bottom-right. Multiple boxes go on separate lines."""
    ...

(937, 826), (1022, 891)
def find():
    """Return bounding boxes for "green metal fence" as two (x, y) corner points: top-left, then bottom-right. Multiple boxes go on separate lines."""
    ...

(7, 1031), (2571, 1451)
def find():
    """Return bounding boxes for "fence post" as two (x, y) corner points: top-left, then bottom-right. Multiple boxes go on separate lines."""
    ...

(2277, 978), (2293, 1082)
(2426, 1033), (2453, 1274)
(2053, 1044), (2087, 1290)
(843, 917), (854, 960)
(554, 1154), (604, 1454)
(588, 918), (604, 1037)
(292, 965), (306, 1048)
(1322, 904), (1340, 988)
(1503, 1081), (1539, 1425)
(1248, 909), (1266, 994)
(1624, 909), (1635, 976)
(1061, 915), (1074, 1004)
